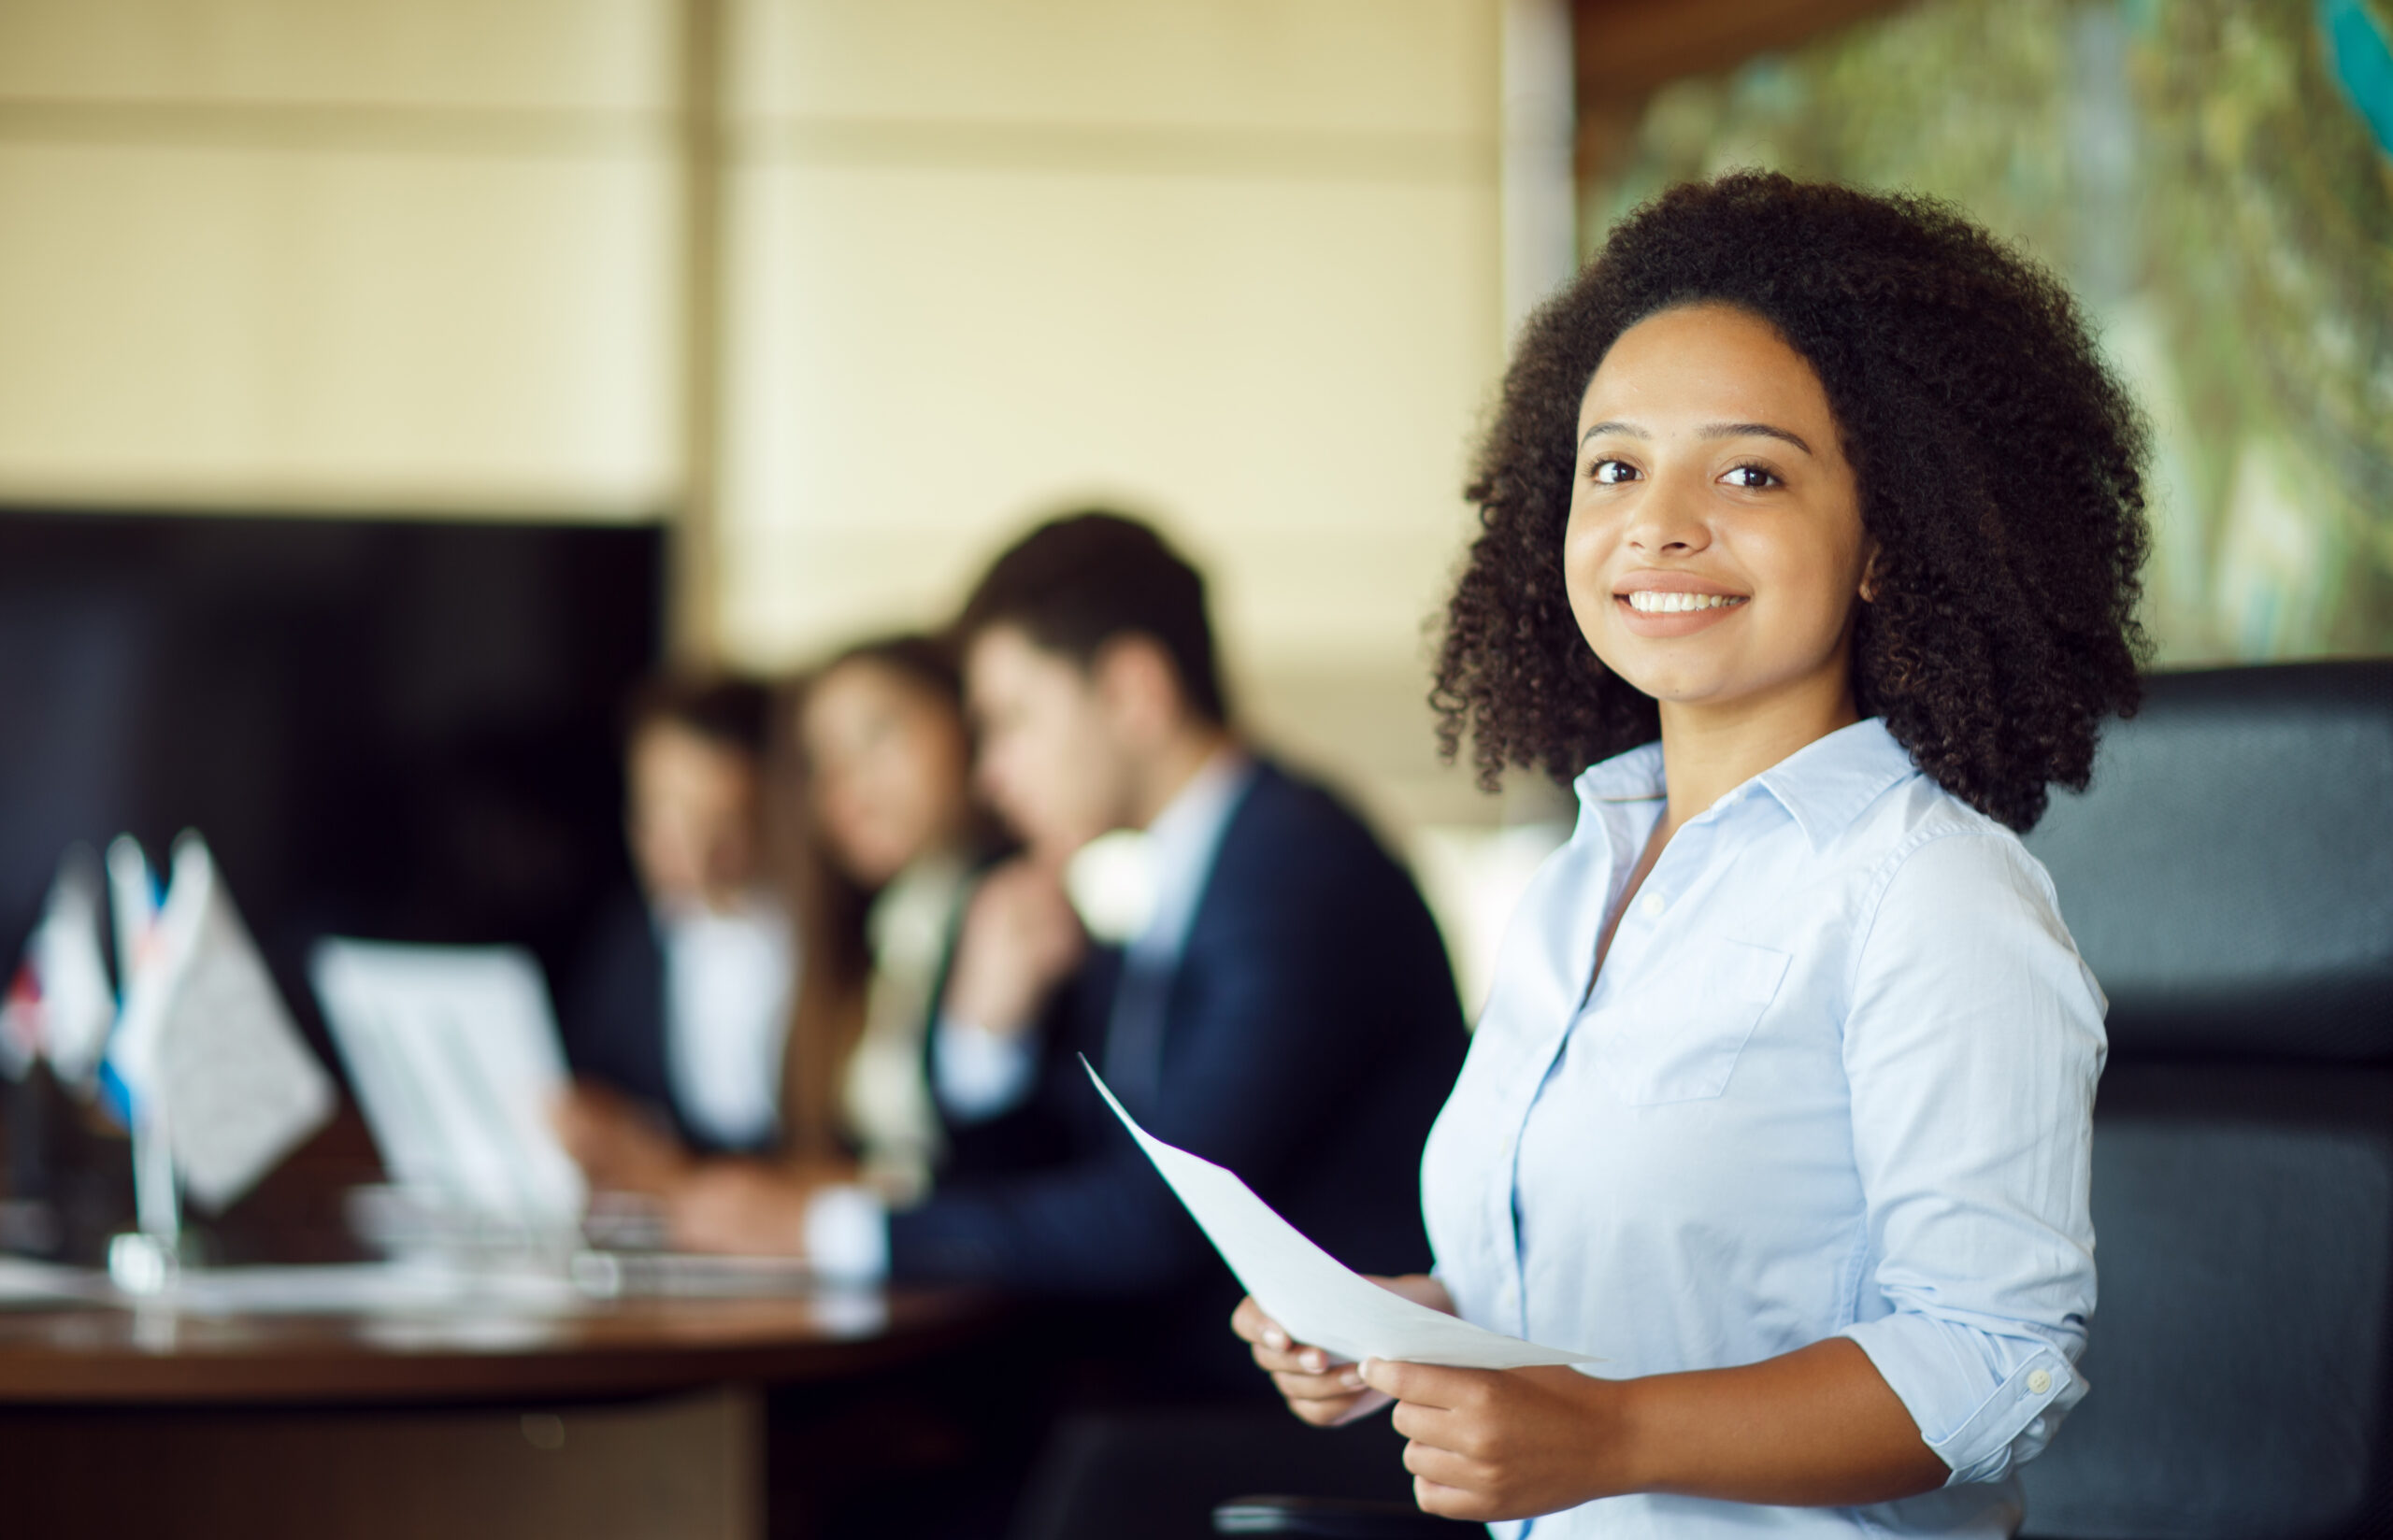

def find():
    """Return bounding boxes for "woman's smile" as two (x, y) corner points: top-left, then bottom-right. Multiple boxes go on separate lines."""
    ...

(1614, 574), (1751, 637)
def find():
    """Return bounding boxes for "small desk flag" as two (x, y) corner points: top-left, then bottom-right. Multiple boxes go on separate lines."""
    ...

(107, 834), (336, 1212)
(0, 848), (116, 1087)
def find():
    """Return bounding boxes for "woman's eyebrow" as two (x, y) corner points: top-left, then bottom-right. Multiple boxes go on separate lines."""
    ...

(1578, 420), (1815, 456)
(1700, 421), (1813, 455)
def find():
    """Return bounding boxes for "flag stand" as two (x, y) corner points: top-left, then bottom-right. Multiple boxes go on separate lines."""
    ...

(108, 1104), (181, 1294)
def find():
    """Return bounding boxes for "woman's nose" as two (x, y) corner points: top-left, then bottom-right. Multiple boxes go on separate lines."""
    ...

(1624, 475), (1710, 554)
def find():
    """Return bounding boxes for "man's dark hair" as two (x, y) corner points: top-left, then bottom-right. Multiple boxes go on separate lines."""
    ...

(622, 670), (773, 757)
(1435, 172), (2151, 833)
(954, 510), (1229, 724)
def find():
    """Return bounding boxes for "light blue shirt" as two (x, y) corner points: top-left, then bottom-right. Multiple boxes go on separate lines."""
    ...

(1421, 720), (2106, 1539)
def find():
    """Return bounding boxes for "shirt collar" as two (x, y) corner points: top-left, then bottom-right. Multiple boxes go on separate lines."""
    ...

(1753, 719), (1920, 848)
(1133, 746), (1257, 957)
(1144, 746), (1254, 891)
(1572, 718), (1918, 851)
(1572, 739), (1667, 806)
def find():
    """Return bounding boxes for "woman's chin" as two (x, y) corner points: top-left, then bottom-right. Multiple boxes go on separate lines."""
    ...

(1593, 648), (1732, 706)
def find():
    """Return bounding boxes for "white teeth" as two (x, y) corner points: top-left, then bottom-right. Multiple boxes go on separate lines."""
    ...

(1624, 590), (1742, 614)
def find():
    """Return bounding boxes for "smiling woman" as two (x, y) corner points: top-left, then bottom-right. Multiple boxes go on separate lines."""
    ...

(1436, 172), (2149, 834)
(1232, 173), (2150, 1538)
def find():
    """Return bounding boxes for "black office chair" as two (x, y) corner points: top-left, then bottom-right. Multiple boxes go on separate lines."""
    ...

(1213, 662), (2393, 1539)
(2015, 661), (2393, 1540)
(1009, 1403), (1461, 1540)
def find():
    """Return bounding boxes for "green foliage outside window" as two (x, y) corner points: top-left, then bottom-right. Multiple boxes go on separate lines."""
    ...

(1588, 0), (2393, 663)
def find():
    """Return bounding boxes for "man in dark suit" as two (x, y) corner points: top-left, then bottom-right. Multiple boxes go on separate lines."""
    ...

(785, 512), (1468, 1404)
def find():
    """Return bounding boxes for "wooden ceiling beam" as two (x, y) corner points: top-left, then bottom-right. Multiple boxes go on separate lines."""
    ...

(1569, 0), (1915, 193)
(1572, 0), (1916, 100)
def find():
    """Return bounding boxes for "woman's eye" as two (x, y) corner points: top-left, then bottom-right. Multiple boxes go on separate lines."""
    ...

(1722, 463), (1780, 490)
(1589, 459), (1639, 485)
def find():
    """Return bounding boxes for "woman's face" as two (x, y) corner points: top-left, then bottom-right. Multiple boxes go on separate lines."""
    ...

(803, 658), (971, 888)
(1564, 303), (1873, 725)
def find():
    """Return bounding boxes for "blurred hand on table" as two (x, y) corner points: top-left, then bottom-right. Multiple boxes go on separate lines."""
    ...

(552, 1081), (693, 1196)
(666, 1159), (855, 1256)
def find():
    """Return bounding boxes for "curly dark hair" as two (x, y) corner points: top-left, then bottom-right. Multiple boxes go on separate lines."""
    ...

(1432, 172), (2150, 832)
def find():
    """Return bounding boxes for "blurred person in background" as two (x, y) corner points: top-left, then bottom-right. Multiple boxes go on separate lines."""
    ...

(776, 634), (1002, 1201)
(555, 674), (795, 1169)
(565, 637), (1017, 1220)
(676, 511), (1469, 1405)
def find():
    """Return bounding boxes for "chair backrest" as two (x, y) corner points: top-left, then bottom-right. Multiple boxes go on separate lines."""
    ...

(2018, 662), (2393, 1540)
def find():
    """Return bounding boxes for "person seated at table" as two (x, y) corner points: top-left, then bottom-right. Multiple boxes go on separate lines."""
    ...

(562, 636), (1003, 1205)
(557, 672), (796, 1162)
(672, 511), (1470, 1398)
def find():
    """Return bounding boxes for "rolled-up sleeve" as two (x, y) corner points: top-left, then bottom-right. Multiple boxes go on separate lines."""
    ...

(1835, 829), (2107, 1486)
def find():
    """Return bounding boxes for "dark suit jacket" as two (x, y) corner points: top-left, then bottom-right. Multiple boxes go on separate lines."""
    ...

(562, 873), (1054, 1172)
(886, 761), (1469, 1395)
(560, 887), (773, 1157)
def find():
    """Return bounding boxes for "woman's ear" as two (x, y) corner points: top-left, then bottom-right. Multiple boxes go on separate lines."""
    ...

(1858, 543), (1883, 605)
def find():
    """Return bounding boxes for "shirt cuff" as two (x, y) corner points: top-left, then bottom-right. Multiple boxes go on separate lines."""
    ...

(803, 1183), (890, 1283)
(933, 1014), (1039, 1123)
(1840, 1317), (2085, 1486)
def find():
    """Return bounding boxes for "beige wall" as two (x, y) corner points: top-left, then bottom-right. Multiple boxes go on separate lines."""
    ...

(0, 0), (1517, 830)
(0, 0), (680, 517)
(713, 0), (1508, 830)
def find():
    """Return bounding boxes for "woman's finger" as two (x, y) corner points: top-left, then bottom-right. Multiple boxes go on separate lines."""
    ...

(1285, 1392), (1366, 1427)
(1400, 1438), (1489, 1493)
(1227, 1296), (1288, 1350)
(1411, 1476), (1489, 1523)
(1360, 1356), (1476, 1411)
(1270, 1365), (1366, 1403)
(1246, 1337), (1312, 1373)
(1388, 1396), (1464, 1453)
(1250, 1340), (1349, 1376)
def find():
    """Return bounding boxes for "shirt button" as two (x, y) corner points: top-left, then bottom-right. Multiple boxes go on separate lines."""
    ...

(1639, 892), (1666, 920)
(2027, 1369), (2053, 1394)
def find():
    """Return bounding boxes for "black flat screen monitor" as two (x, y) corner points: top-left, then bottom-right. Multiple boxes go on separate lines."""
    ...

(0, 507), (665, 1026)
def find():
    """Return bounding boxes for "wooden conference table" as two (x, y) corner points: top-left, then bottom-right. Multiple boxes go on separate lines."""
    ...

(0, 1277), (1006, 1540)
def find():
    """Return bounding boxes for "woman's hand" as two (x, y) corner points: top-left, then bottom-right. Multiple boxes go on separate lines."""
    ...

(941, 857), (1087, 1040)
(666, 1159), (853, 1255)
(1361, 1338), (1948, 1519)
(552, 1081), (692, 1195)
(1362, 1360), (1626, 1522)
(1230, 1274), (1454, 1427)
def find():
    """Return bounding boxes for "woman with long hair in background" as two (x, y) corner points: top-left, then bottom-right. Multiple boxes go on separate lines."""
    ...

(560, 635), (999, 1241)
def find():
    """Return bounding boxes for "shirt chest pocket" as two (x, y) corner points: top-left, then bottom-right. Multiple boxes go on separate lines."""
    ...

(1587, 937), (1792, 1105)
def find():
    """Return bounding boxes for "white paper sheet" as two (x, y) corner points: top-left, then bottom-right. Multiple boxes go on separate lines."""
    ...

(1085, 1060), (1591, 1370)
(311, 940), (586, 1227)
